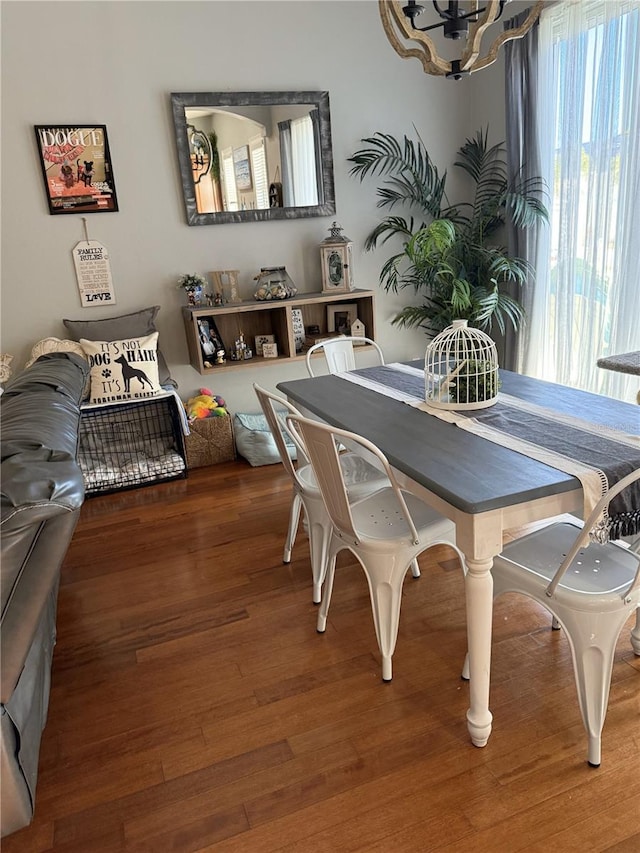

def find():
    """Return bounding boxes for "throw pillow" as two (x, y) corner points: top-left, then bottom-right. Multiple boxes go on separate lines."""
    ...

(24, 337), (90, 397)
(80, 332), (162, 404)
(25, 337), (87, 369)
(233, 411), (297, 466)
(63, 306), (175, 388)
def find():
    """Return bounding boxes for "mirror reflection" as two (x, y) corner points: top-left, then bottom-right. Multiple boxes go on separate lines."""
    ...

(171, 92), (336, 226)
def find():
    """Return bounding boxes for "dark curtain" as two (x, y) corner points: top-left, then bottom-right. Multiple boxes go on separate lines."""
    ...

(278, 120), (294, 207)
(310, 109), (324, 204)
(503, 10), (543, 372)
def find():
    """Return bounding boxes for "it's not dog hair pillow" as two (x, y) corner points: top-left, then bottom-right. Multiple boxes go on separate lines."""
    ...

(80, 333), (162, 404)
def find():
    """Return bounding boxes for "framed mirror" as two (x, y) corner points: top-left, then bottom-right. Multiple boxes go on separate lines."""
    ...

(171, 91), (336, 226)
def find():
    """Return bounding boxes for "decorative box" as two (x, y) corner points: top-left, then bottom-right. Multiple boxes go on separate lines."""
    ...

(184, 415), (236, 468)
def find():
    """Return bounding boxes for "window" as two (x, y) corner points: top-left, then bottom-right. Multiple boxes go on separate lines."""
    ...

(290, 115), (318, 207)
(530, 1), (639, 401)
(249, 136), (269, 210)
(220, 147), (239, 211)
(278, 114), (319, 208)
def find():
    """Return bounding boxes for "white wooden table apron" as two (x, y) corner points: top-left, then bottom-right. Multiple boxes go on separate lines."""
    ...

(278, 363), (640, 748)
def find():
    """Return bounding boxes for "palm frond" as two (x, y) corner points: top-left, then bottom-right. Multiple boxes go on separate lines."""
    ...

(349, 132), (446, 219)
(364, 216), (415, 251)
(349, 127), (547, 339)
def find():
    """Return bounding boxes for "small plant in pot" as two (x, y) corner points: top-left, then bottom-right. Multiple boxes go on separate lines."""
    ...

(177, 272), (207, 306)
(348, 128), (549, 337)
(452, 359), (501, 405)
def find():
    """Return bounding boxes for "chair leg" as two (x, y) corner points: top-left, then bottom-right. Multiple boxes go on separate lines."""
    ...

(308, 519), (332, 605)
(283, 492), (302, 564)
(554, 606), (630, 767)
(317, 552), (337, 632)
(461, 652), (469, 681)
(362, 553), (414, 682)
(410, 558), (421, 579)
(631, 608), (640, 656)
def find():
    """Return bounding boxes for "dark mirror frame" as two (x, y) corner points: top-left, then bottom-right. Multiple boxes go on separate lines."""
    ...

(171, 90), (336, 226)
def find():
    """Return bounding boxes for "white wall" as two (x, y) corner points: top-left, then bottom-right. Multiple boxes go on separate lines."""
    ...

(1, 0), (502, 411)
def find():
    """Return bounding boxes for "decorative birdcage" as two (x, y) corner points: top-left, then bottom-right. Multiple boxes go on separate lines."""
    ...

(424, 320), (500, 411)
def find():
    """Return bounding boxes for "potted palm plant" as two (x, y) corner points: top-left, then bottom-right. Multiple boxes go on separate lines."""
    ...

(348, 128), (548, 336)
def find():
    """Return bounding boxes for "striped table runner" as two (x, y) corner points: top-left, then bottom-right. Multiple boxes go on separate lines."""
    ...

(338, 364), (640, 541)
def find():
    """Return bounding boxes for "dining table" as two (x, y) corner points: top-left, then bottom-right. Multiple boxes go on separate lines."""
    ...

(277, 361), (640, 749)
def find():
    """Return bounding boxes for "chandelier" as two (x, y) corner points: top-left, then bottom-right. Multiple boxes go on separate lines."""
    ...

(379, 0), (544, 80)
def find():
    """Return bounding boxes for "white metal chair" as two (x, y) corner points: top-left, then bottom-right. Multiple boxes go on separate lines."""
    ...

(253, 385), (394, 604)
(305, 336), (384, 377)
(484, 469), (640, 767)
(286, 413), (465, 681)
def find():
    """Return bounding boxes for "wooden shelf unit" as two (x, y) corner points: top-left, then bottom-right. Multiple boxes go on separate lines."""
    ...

(182, 289), (376, 375)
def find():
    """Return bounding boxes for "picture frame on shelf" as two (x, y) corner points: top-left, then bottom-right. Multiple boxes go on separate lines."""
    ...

(291, 308), (305, 352)
(197, 317), (226, 363)
(34, 124), (119, 215)
(327, 304), (358, 335)
(262, 342), (278, 358)
(254, 334), (275, 356)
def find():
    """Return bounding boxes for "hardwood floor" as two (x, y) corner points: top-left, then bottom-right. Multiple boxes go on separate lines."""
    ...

(4, 461), (639, 852)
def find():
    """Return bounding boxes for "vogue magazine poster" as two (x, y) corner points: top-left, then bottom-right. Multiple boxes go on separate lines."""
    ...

(34, 125), (119, 214)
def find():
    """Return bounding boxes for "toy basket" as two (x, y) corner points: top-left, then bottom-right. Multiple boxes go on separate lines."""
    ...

(424, 320), (499, 411)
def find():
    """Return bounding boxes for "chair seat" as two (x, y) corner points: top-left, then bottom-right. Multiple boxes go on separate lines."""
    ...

(498, 521), (639, 599)
(287, 411), (466, 682)
(488, 471), (640, 767)
(350, 489), (456, 544)
(254, 384), (394, 603)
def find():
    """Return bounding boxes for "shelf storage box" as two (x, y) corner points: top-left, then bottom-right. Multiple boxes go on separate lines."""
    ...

(184, 415), (236, 468)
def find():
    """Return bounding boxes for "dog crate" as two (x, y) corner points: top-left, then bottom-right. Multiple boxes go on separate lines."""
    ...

(78, 394), (187, 496)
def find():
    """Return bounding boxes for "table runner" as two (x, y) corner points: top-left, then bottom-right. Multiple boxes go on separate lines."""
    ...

(338, 364), (640, 541)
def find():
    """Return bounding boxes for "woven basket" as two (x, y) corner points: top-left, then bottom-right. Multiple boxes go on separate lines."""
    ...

(185, 415), (235, 468)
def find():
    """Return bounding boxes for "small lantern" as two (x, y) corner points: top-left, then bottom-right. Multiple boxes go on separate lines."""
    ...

(424, 320), (500, 411)
(320, 221), (354, 294)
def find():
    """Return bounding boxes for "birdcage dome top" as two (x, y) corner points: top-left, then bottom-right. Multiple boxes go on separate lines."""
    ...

(424, 319), (500, 411)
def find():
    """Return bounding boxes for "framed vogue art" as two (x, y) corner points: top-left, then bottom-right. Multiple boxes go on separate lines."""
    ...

(34, 124), (119, 214)
(327, 303), (358, 335)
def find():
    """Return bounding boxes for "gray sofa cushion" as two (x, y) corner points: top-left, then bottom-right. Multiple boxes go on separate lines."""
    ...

(0, 352), (88, 837)
(1, 353), (87, 617)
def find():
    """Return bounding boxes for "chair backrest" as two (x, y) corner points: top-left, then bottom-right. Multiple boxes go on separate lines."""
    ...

(305, 336), (384, 377)
(546, 467), (640, 598)
(253, 384), (309, 483)
(286, 414), (421, 547)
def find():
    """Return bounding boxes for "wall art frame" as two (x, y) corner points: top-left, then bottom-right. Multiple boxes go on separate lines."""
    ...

(171, 91), (336, 226)
(233, 145), (252, 191)
(34, 124), (119, 215)
(327, 303), (358, 335)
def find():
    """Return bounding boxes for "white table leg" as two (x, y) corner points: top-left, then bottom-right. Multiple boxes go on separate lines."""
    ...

(464, 555), (494, 747)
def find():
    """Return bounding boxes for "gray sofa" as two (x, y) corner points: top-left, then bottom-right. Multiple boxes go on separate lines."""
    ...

(1, 353), (88, 837)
